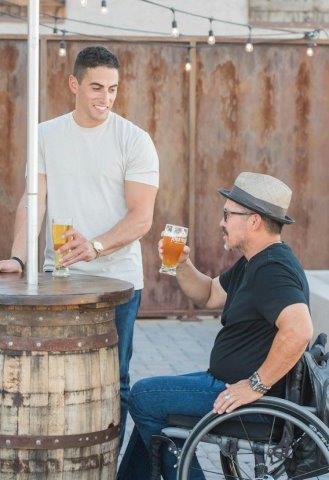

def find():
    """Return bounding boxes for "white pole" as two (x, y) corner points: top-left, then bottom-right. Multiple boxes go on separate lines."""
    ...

(27, 0), (39, 285)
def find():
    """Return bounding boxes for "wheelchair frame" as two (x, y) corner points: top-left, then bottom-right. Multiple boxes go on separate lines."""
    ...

(151, 396), (329, 479)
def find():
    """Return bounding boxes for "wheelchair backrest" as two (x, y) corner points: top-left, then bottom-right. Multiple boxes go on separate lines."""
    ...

(287, 333), (329, 426)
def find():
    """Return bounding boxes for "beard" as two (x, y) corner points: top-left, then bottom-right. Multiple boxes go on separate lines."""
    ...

(222, 228), (245, 253)
(222, 228), (231, 251)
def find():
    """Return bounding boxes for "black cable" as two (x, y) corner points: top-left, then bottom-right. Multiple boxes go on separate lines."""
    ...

(0, 6), (314, 46)
(135, 0), (306, 34)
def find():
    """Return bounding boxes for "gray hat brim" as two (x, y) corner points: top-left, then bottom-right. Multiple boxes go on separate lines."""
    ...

(218, 187), (295, 225)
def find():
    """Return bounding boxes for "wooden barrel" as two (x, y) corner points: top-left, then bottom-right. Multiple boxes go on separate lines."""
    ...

(0, 273), (133, 479)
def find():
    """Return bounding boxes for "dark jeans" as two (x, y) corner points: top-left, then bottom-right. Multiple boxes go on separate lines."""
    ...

(115, 289), (142, 446)
(117, 371), (226, 480)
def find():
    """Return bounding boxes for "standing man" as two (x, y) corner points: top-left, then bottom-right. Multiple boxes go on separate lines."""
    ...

(0, 46), (159, 443)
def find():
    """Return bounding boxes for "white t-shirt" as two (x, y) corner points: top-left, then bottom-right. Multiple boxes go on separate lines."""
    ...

(38, 111), (159, 289)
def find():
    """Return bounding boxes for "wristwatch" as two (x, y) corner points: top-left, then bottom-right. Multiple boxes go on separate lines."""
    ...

(91, 240), (104, 259)
(248, 371), (271, 394)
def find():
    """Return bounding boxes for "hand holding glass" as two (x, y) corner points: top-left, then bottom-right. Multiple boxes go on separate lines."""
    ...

(52, 217), (73, 277)
(159, 224), (188, 276)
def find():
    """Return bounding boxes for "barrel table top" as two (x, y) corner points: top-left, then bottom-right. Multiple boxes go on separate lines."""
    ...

(0, 273), (134, 306)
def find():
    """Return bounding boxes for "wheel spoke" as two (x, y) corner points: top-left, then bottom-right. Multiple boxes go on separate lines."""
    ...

(238, 415), (254, 453)
(289, 465), (329, 479)
(189, 463), (251, 479)
(264, 416), (276, 466)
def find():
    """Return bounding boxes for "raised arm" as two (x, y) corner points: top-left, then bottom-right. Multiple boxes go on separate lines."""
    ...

(158, 240), (227, 310)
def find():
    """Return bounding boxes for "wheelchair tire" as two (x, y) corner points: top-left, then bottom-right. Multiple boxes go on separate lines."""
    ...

(177, 397), (329, 480)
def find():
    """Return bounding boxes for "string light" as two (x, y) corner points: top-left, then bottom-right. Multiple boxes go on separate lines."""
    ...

(101, 0), (108, 14)
(58, 31), (67, 57)
(306, 43), (316, 57)
(184, 48), (191, 72)
(304, 29), (320, 58)
(207, 18), (215, 45)
(171, 8), (179, 38)
(245, 26), (254, 52)
(80, 0), (88, 6)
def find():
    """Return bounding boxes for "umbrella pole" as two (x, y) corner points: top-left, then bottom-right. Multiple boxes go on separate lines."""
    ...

(27, 0), (39, 285)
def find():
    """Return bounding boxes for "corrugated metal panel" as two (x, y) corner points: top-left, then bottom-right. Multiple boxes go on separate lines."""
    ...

(0, 40), (27, 258)
(195, 44), (329, 277)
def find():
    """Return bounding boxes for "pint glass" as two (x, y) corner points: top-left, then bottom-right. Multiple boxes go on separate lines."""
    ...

(159, 224), (188, 276)
(52, 217), (73, 277)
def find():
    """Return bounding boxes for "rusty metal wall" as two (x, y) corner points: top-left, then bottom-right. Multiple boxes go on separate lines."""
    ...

(195, 43), (329, 279)
(0, 40), (27, 259)
(0, 38), (328, 317)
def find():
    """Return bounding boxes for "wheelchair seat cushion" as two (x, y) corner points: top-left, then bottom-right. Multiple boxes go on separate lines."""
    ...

(166, 414), (283, 442)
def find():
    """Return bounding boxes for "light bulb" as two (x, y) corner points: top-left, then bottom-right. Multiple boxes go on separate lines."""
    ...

(208, 30), (215, 45)
(306, 46), (314, 57)
(171, 20), (179, 38)
(80, 0), (87, 6)
(59, 40), (67, 57)
(185, 61), (191, 72)
(101, 0), (108, 14)
(245, 42), (254, 53)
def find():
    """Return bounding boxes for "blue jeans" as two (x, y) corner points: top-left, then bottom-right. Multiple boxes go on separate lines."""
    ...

(115, 289), (142, 446)
(117, 371), (226, 480)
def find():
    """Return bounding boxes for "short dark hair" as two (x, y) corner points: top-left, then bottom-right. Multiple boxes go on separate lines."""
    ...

(73, 46), (119, 83)
(261, 215), (283, 234)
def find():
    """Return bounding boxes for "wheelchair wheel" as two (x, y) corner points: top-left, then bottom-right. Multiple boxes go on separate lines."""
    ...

(177, 397), (329, 480)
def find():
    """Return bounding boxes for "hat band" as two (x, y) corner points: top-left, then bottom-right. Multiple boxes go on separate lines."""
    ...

(232, 186), (287, 219)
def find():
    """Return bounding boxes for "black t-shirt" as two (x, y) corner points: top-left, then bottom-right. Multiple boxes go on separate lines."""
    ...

(209, 243), (309, 397)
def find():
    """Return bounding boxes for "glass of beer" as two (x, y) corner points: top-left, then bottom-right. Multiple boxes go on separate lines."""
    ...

(52, 217), (73, 277)
(159, 224), (188, 276)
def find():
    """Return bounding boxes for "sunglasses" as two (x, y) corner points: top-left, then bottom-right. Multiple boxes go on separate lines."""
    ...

(223, 208), (254, 223)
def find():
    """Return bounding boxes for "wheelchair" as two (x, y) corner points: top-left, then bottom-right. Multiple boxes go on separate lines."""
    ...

(151, 356), (329, 479)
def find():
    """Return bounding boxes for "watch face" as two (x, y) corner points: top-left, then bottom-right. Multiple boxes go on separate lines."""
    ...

(93, 241), (104, 252)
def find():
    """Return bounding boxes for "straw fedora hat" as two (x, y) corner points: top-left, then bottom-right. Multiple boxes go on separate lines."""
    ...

(218, 172), (294, 224)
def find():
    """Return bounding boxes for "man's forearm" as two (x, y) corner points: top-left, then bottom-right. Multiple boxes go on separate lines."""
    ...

(176, 259), (212, 308)
(11, 190), (46, 263)
(257, 328), (310, 388)
(10, 195), (28, 262)
(96, 210), (152, 256)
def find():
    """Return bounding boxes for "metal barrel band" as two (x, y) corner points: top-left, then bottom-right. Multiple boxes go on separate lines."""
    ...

(0, 329), (118, 353)
(0, 424), (119, 450)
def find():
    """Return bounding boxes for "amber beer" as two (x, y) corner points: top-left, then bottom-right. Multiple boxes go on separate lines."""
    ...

(159, 224), (188, 276)
(52, 218), (72, 277)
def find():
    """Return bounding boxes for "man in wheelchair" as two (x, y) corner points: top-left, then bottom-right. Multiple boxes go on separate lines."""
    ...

(118, 172), (317, 479)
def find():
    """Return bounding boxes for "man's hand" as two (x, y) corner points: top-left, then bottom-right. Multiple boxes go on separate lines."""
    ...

(59, 229), (97, 266)
(0, 259), (23, 273)
(158, 237), (190, 266)
(213, 379), (263, 414)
